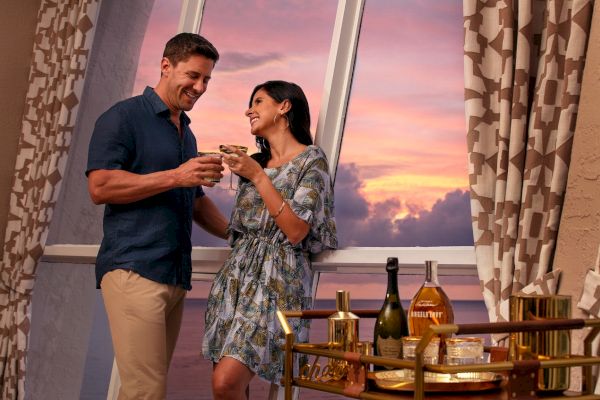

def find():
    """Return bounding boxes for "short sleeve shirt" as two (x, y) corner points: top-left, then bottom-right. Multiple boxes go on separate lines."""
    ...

(86, 86), (204, 290)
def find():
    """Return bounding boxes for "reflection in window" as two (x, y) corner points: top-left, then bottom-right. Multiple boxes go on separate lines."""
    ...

(336, 0), (472, 247)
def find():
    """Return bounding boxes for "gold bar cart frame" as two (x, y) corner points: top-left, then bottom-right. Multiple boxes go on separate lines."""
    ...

(276, 309), (600, 400)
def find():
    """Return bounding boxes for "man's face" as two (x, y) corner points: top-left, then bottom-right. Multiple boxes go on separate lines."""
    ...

(160, 54), (215, 112)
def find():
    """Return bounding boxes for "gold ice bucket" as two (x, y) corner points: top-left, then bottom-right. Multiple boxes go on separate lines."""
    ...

(509, 293), (571, 392)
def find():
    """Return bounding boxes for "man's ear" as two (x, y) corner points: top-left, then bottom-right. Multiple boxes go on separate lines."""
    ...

(160, 57), (171, 77)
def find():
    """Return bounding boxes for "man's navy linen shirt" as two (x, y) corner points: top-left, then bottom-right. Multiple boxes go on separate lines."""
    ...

(86, 87), (204, 290)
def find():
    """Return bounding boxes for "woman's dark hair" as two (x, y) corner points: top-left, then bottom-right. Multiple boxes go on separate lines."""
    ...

(249, 80), (313, 167)
(163, 33), (219, 66)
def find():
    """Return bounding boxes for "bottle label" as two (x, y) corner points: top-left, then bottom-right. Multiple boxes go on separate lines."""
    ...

(376, 336), (402, 358)
(409, 310), (444, 319)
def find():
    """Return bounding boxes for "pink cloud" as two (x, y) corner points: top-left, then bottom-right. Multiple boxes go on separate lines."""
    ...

(201, 0), (337, 51)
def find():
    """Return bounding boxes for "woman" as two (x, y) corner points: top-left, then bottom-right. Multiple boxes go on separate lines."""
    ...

(202, 80), (337, 399)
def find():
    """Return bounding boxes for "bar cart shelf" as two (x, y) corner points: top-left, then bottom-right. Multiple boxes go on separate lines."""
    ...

(276, 309), (600, 400)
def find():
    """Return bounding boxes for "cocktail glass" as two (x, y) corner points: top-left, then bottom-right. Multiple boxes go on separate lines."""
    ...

(219, 144), (248, 190)
(197, 151), (223, 183)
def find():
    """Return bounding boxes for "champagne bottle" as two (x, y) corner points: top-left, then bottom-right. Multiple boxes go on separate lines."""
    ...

(373, 257), (408, 369)
(408, 260), (454, 336)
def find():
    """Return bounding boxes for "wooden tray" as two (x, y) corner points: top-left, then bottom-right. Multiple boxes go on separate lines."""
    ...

(370, 369), (504, 392)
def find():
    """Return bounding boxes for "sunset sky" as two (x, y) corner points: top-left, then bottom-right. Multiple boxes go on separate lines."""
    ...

(133, 0), (479, 300)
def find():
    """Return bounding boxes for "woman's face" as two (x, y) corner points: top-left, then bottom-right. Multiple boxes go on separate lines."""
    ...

(245, 89), (281, 136)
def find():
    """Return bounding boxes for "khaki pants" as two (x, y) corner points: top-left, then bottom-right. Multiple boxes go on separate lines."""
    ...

(101, 269), (186, 400)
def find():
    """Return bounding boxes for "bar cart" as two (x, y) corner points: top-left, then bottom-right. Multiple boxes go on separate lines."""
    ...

(276, 309), (600, 400)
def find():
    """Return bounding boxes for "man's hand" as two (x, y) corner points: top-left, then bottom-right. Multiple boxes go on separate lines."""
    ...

(175, 155), (224, 187)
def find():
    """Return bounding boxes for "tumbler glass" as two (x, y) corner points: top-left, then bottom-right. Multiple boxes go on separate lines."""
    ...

(197, 151), (223, 183)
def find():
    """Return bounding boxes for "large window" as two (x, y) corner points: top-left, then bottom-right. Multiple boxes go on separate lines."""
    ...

(131, 0), (480, 300)
(133, 0), (472, 249)
(133, 0), (337, 246)
(335, 0), (472, 247)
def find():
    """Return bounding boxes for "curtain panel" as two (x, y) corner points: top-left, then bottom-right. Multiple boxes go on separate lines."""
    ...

(464, 0), (594, 324)
(0, 1), (100, 398)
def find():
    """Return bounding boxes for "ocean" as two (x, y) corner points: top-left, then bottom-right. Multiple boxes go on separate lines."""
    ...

(166, 298), (489, 399)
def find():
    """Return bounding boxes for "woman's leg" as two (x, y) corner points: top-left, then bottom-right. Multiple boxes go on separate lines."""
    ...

(212, 357), (255, 400)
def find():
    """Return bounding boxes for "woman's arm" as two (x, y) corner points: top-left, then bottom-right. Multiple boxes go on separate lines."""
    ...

(252, 172), (310, 244)
(223, 149), (309, 244)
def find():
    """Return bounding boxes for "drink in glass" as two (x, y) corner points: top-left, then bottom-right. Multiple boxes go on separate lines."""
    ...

(197, 151), (223, 183)
(219, 144), (248, 189)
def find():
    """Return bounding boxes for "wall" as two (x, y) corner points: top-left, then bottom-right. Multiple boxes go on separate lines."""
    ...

(555, 1), (600, 319)
(553, 0), (600, 391)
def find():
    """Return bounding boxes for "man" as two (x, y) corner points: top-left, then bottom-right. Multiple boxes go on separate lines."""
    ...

(86, 33), (228, 399)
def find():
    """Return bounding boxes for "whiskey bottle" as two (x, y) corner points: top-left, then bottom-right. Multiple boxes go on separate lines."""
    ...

(408, 260), (454, 336)
(373, 257), (408, 369)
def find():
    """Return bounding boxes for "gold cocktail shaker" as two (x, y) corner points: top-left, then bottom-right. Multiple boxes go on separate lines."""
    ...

(327, 290), (359, 380)
(509, 293), (571, 392)
(328, 290), (359, 353)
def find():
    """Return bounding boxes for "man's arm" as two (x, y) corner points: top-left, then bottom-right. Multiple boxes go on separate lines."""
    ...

(193, 195), (229, 240)
(88, 156), (224, 205)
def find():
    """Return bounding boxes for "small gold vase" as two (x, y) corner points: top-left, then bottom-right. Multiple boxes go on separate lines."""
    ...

(328, 290), (359, 353)
(509, 293), (571, 392)
(326, 290), (359, 379)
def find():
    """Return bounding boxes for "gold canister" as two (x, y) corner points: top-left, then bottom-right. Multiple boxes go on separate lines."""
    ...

(328, 290), (359, 353)
(326, 290), (359, 380)
(509, 293), (571, 392)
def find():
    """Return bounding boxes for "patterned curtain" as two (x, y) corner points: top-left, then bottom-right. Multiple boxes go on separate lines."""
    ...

(464, 0), (594, 324)
(0, 1), (100, 398)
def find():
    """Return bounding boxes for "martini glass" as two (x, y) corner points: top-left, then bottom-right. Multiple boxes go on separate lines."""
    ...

(220, 144), (248, 190)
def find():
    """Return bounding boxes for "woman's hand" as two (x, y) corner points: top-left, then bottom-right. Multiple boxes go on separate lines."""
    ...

(222, 145), (264, 184)
(222, 145), (309, 244)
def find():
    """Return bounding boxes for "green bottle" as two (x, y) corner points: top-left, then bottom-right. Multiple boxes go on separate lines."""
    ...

(373, 257), (408, 369)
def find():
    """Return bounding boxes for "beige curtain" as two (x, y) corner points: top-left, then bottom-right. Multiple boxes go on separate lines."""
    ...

(0, 1), (100, 398)
(464, 0), (594, 324)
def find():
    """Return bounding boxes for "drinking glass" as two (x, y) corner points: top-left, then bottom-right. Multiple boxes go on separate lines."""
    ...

(197, 151), (223, 183)
(219, 144), (248, 190)
(444, 337), (484, 365)
(401, 336), (440, 379)
(401, 336), (440, 364)
(444, 337), (484, 380)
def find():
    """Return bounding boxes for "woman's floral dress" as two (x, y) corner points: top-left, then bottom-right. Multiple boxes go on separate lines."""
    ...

(202, 145), (337, 383)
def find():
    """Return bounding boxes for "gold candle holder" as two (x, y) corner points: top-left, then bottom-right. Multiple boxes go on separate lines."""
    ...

(327, 290), (359, 380)
(509, 293), (571, 392)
